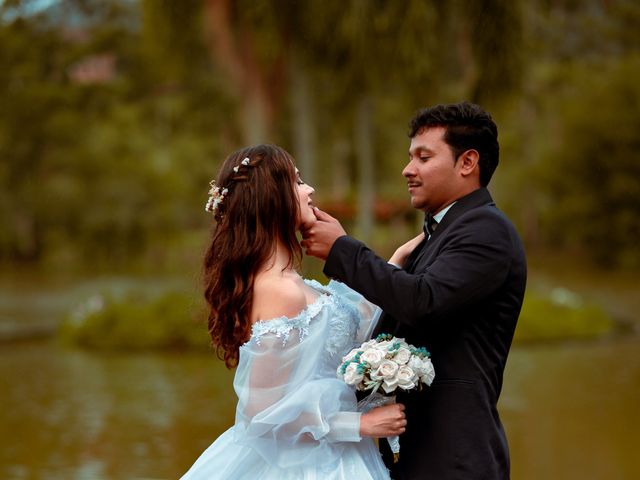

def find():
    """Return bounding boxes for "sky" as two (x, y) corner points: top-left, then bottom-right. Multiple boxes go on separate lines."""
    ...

(1, 0), (60, 21)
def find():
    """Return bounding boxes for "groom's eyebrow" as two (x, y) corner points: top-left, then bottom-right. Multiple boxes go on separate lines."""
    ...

(409, 146), (435, 156)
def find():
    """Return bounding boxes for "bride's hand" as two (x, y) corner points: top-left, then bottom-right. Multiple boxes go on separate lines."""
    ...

(388, 232), (425, 267)
(360, 403), (406, 437)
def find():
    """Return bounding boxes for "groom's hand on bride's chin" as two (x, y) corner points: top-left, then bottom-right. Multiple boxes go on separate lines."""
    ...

(300, 207), (347, 260)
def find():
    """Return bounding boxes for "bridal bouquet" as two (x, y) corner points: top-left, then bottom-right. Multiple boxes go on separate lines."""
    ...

(337, 333), (435, 393)
(337, 334), (435, 462)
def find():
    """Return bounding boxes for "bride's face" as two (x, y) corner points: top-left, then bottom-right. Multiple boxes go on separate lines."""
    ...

(295, 169), (316, 229)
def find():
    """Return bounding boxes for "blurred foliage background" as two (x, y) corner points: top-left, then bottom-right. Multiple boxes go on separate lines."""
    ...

(1, 0), (638, 271)
(1, 1), (640, 479)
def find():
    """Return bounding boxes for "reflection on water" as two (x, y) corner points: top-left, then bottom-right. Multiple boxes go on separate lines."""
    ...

(1, 272), (639, 479)
(1, 336), (639, 479)
(501, 338), (640, 480)
(0, 341), (234, 480)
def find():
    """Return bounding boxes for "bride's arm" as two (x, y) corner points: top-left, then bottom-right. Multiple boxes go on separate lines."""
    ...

(238, 281), (404, 451)
(388, 231), (425, 267)
(239, 330), (404, 441)
(325, 280), (382, 342)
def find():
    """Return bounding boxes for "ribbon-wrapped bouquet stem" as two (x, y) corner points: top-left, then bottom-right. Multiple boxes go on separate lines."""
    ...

(337, 333), (435, 462)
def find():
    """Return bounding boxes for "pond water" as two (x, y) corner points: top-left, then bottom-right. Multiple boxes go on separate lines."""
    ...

(1, 335), (638, 480)
(1, 271), (639, 479)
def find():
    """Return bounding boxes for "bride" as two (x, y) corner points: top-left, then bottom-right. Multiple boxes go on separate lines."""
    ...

(181, 144), (420, 479)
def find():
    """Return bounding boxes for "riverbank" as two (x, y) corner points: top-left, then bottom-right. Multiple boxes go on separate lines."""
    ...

(1, 250), (637, 348)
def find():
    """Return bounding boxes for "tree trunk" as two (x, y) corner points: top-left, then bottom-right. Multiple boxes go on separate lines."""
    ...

(202, 0), (282, 144)
(355, 96), (374, 241)
(331, 138), (350, 201)
(290, 56), (316, 184)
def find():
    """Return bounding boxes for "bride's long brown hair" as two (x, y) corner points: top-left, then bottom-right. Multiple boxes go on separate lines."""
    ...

(203, 145), (302, 368)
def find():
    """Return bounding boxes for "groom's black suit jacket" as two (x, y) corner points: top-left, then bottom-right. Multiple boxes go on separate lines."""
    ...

(324, 188), (527, 480)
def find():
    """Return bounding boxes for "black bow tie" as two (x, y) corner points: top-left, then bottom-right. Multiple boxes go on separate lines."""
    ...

(424, 214), (438, 236)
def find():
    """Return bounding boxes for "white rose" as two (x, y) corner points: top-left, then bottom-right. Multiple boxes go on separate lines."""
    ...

(381, 376), (399, 393)
(360, 339), (377, 349)
(342, 348), (361, 363)
(393, 347), (412, 365)
(371, 359), (402, 393)
(408, 356), (426, 375)
(360, 348), (385, 368)
(396, 365), (418, 390)
(419, 358), (436, 386)
(371, 359), (399, 381)
(374, 340), (393, 352)
(343, 363), (365, 386)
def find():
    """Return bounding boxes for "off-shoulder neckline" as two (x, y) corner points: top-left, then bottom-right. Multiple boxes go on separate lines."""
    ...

(250, 278), (330, 324)
(246, 293), (331, 345)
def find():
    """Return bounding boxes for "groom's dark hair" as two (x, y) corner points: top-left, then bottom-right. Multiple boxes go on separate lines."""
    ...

(409, 102), (499, 187)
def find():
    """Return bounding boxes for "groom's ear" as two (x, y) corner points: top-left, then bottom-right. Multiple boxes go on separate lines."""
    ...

(457, 149), (480, 178)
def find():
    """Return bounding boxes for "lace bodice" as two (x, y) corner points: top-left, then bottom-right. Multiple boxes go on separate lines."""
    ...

(247, 279), (377, 372)
(249, 287), (330, 346)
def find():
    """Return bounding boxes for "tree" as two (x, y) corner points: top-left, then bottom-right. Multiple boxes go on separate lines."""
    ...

(0, 0), (230, 264)
(538, 56), (640, 268)
(201, 0), (292, 144)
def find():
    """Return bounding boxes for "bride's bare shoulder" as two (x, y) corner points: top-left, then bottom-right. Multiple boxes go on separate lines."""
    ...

(251, 273), (307, 323)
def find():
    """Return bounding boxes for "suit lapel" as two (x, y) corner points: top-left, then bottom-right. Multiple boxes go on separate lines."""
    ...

(408, 188), (495, 271)
(374, 188), (495, 338)
(429, 188), (494, 242)
(404, 237), (428, 274)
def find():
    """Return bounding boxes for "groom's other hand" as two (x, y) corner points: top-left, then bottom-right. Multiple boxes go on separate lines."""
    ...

(300, 207), (347, 260)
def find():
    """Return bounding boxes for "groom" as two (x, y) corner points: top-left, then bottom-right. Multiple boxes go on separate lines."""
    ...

(302, 102), (526, 479)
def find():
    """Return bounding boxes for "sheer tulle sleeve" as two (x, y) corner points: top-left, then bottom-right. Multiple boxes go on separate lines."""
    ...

(326, 280), (382, 343)
(232, 298), (363, 469)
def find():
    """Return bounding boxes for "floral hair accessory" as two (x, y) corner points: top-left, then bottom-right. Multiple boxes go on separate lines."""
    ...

(233, 157), (251, 173)
(206, 157), (250, 215)
(205, 180), (229, 214)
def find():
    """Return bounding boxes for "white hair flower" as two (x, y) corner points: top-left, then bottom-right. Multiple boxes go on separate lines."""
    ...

(204, 181), (229, 214)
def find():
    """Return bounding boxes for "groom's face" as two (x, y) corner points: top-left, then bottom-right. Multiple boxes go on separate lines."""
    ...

(404, 126), (461, 214)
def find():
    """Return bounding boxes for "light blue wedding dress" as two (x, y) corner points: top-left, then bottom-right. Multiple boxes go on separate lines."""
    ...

(181, 280), (390, 480)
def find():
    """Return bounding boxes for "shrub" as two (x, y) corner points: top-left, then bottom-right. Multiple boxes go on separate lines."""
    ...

(515, 288), (613, 343)
(60, 290), (211, 351)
